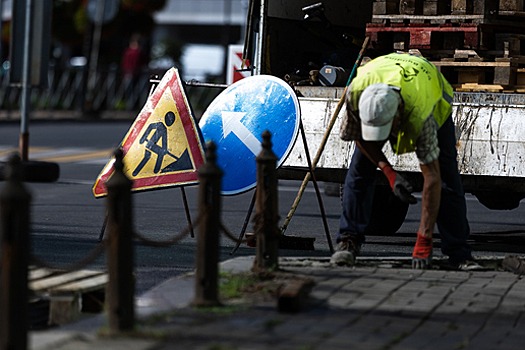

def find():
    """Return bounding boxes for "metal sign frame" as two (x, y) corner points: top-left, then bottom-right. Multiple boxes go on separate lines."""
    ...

(93, 68), (205, 198)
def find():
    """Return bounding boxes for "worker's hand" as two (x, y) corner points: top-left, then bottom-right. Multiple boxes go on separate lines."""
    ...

(380, 164), (417, 204)
(393, 174), (417, 204)
(412, 232), (432, 269)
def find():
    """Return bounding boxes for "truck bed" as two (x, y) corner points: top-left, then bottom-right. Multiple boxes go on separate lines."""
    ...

(279, 87), (525, 201)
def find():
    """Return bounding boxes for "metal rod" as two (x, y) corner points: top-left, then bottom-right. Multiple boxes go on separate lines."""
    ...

(184, 81), (229, 89)
(283, 118), (334, 253)
(19, 0), (33, 161)
(88, 0), (105, 94)
(180, 187), (194, 238)
(254, 0), (267, 75)
(0, 0), (4, 67)
(98, 213), (108, 242)
(230, 189), (256, 255)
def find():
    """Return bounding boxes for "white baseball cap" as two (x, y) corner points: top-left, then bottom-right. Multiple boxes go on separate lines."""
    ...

(358, 83), (401, 141)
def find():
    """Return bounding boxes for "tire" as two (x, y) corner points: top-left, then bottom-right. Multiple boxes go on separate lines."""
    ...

(473, 191), (523, 210)
(365, 185), (409, 235)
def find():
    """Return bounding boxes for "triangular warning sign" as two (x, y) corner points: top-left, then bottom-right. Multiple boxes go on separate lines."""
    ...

(92, 68), (205, 198)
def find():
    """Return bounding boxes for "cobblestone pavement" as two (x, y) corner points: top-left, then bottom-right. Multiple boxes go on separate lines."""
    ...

(31, 256), (525, 350)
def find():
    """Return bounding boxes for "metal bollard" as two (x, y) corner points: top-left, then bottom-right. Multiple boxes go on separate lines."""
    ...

(105, 149), (135, 332)
(193, 141), (223, 307)
(253, 131), (280, 272)
(0, 154), (31, 350)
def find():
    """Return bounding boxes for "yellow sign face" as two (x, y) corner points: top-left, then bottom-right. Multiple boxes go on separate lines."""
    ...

(125, 88), (193, 178)
(93, 68), (205, 197)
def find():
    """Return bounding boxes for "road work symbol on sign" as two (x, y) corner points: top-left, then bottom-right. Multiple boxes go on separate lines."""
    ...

(92, 68), (205, 197)
(132, 111), (192, 176)
(199, 75), (300, 195)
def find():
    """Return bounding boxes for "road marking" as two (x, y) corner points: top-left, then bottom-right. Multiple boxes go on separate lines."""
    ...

(0, 146), (53, 158)
(0, 147), (114, 164)
(39, 149), (113, 163)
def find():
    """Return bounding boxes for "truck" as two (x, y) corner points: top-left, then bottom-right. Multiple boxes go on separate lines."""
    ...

(242, 0), (525, 235)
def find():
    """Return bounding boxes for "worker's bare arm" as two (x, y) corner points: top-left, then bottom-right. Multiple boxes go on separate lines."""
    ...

(418, 160), (441, 238)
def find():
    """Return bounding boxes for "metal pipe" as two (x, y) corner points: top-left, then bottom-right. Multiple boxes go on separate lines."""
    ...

(19, 0), (32, 161)
(86, 0), (106, 105)
(254, 0), (267, 75)
(184, 81), (229, 89)
(0, 0), (3, 65)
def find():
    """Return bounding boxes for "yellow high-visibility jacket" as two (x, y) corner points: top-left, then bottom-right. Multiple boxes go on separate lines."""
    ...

(350, 53), (453, 154)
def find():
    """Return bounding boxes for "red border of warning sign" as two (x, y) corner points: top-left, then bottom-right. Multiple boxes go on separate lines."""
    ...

(92, 68), (205, 197)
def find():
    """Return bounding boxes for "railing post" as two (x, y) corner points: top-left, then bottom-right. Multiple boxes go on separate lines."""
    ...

(253, 130), (280, 272)
(0, 154), (31, 350)
(105, 149), (135, 332)
(193, 141), (223, 307)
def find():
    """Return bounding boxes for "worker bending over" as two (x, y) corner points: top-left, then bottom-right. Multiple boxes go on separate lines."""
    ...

(333, 52), (482, 270)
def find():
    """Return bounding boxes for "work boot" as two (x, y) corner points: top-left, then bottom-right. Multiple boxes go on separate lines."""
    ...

(330, 236), (361, 266)
(412, 233), (432, 269)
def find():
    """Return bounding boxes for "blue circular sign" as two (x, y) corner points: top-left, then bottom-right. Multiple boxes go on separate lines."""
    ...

(199, 75), (300, 195)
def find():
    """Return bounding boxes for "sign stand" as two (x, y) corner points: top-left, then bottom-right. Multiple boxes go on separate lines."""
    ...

(295, 118), (334, 253)
(97, 74), (201, 241)
(97, 184), (195, 241)
(229, 115), (334, 255)
(230, 191), (256, 254)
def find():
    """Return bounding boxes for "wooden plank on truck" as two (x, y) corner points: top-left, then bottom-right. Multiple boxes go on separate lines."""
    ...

(373, 0), (400, 15)
(500, 0), (524, 12)
(454, 83), (505, 92)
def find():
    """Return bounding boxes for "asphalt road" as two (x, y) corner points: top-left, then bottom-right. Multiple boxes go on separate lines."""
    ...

(1, 120), (525, 294)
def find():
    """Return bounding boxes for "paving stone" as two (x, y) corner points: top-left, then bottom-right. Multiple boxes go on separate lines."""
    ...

(30, 256), (523, 350)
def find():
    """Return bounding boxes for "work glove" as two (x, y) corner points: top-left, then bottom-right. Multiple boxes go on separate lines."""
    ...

(412, 232), (432, 269)
(393, 174), (417, 204)
(380, 164), (417, 204)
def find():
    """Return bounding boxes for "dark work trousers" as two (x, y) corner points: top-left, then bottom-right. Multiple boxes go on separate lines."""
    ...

(338, 116), (473, 263)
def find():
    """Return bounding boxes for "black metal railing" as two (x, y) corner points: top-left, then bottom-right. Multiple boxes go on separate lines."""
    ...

(0, 64), (223, 117)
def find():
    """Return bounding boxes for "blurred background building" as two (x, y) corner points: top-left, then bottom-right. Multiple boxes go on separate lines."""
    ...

(0, 0), (249, 115)
(153, 0), (248, 81)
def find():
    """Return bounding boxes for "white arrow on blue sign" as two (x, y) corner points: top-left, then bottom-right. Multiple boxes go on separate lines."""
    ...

(199, 75), (300, 195)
